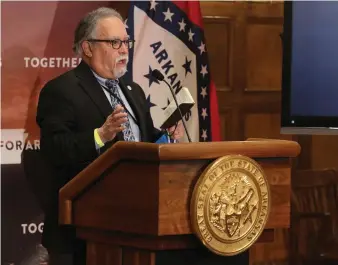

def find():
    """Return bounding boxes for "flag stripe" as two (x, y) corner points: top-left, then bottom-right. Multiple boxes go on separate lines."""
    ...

(172, 1), (203, 28)
(173, 1), (221, 142)
(209, 80), (221, 141)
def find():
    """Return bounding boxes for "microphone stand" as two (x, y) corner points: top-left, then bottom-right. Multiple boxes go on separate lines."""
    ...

(162, 79), (192, 143)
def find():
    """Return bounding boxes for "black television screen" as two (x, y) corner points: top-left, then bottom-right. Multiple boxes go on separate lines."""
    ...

(281, 1), (338, 134)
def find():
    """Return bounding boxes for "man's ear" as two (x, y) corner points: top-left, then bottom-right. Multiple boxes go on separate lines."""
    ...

(82, 41), (92, 57)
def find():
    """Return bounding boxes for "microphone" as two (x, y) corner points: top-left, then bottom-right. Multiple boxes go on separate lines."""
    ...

(151, 69), (192, 142)
(151, 69), (165, 81)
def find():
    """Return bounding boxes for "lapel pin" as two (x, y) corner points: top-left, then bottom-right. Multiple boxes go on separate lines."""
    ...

(127, 85), (132, 91)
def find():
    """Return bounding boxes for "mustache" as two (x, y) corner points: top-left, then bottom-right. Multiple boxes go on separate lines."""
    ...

(116, 55), (129, 63)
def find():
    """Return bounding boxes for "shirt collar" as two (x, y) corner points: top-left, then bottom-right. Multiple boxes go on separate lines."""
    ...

(91, 69), (118, 88)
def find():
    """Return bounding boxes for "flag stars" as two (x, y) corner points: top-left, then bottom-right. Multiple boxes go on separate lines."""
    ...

(200, 87), (208, 99)
(182, 56), (192, 76)
(178, 18), (186, 32)
(149, 0), (158, 11)
(201, 129), (208, 141)
(188, 29), (195, 42)
(163, 8), (174, 22)
(200, 65), (208, 78)
(198, 41), (206, 55)
(146, 94), (157, 108)
(201, 108), (208, 120)
(144, 66), (160, 87)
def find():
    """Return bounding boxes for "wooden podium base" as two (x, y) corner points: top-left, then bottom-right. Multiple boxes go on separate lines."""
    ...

(86, 243), (249, 265)
(81, 228), (273, 265)
(155, 250), (249, 265)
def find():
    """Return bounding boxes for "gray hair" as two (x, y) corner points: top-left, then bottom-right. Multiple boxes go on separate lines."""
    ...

(73, 7), (123, 55)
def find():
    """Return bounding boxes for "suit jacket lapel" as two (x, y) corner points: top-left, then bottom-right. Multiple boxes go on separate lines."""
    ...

(118, 78), (141, 125)
(74, 61), (112, 119)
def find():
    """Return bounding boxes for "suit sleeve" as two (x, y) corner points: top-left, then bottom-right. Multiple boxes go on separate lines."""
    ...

(36, 83), (98, 167)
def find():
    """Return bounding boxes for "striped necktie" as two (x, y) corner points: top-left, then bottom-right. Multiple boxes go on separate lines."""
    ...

(105, 79), (135, 141)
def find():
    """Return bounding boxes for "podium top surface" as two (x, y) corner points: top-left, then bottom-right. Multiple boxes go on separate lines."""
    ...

(100, 139), (300, 162)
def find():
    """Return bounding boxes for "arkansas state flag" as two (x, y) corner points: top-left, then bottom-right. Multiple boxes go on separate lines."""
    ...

(125, 0), (221, 142)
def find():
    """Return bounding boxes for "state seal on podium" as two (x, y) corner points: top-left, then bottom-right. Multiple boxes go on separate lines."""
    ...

(190, 155), (271, 256)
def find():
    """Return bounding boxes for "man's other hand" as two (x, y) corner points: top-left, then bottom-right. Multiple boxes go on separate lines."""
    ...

(168, 120), (184, 140)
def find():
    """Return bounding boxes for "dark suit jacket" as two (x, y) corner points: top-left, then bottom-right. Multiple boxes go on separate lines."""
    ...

(36, 61), (161, 251)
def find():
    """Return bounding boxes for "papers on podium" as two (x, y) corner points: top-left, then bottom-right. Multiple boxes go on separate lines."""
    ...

(159, 87), (195, 129)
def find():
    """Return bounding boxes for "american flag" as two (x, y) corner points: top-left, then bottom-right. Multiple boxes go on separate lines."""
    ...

(126, 0), (221, 142)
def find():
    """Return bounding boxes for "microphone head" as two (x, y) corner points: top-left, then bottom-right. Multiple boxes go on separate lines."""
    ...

(151, 69), (165, 81)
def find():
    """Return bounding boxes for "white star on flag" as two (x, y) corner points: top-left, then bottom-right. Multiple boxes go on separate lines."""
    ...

(201, 108), (208, 120)
(200, 65), (208, 78)
(163, 8), (174, 22)
(201, 87), (207, 98)
(201, 129), (208, 141)
(178, 18), (186, 32)
(150, 0), (158, 11)
(198, 41), (206, 55)
(188, 29), (195, 42)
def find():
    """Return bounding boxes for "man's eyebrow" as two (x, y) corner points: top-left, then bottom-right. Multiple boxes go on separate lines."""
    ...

(109, 36), (129, 40)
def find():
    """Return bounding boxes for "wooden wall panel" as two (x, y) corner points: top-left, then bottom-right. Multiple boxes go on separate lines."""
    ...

(246, 23), (283, 91)
(219, 110), (232, 141)
(244, 113), (292, 140)
(203, 17), (233, 91)
(201, 1), (284, 144)
(311, 135), (338, 169)
(247, 2), (284, 17)
(201, 2), (246, 16)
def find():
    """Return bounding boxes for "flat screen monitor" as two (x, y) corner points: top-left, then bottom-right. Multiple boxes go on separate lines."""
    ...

(281, 1), (338, 134)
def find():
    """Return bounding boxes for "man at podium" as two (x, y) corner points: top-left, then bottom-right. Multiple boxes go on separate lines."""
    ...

(36, 6), (248, 265)
(36, 6), (184, 265)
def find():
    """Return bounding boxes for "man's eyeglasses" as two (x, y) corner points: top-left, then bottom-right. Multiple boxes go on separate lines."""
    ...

(87, 39), (135, 49)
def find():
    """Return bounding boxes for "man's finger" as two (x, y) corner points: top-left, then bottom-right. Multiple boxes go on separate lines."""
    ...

(112, 104), (124, 115)
(114, 125), (125, 133)
(114, 117), (128, 125)
(108, 112), (127, 123)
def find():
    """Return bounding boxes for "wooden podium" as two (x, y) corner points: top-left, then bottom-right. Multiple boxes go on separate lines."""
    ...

(59, 139), (300, 265)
